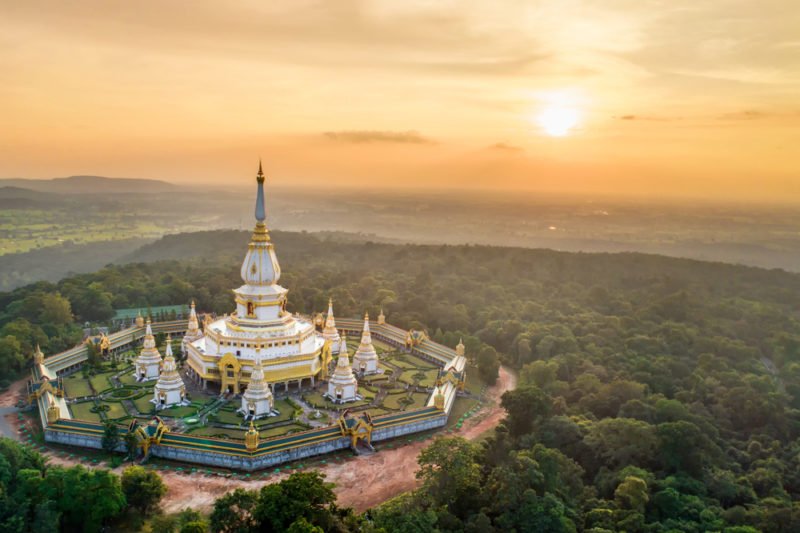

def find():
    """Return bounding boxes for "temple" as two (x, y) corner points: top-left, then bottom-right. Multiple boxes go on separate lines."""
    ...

(322, 299), (343, 353)
(326, 334), (359, 403)
(135, 319), (162, 381)
(184, 162), (326, 394)
(353, 313), (379, 374)
(30, 161), (469, 472)
(153, 335), (186, 408)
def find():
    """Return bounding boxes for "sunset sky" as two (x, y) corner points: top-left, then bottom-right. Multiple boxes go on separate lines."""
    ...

(2, 1), (799, 201)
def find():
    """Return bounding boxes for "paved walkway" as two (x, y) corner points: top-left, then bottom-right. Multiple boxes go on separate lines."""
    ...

(0, 406), (19, 440)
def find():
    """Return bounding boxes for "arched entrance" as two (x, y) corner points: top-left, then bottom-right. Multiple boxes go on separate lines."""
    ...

(218, 353), (242, 394)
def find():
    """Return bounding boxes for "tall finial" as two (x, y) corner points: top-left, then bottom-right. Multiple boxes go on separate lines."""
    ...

(255, 160), (266, 222)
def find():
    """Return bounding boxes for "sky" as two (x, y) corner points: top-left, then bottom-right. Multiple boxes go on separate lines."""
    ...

(1, 0), (799, 202)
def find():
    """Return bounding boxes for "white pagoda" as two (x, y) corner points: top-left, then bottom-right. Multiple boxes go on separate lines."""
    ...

(154, 335), (186, 408)
(182, 301), (203, 350)
(326, 334), (358, 403)
(353, 313), (379, 375)
(183, 162), (326, 394)
(135, 319), (162, 381)
(322, 298), (343, 353)
(240, 355), (275, 419)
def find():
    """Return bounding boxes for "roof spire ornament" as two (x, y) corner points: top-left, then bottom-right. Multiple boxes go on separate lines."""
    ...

(255, 159), (266, 222)
(33, 344), (45, 365)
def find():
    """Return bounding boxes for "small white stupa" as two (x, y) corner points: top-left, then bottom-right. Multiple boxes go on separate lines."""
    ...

(353, 312), (379, 375)
(240, 355), (275, 419)
(322, 298), (343, 353)
(456, 338), (465, 357)
(153, 335), (186, 408)
(135, 319), (162, 381)
(182, 300), (203, 350)
(326, 334), (358, 403)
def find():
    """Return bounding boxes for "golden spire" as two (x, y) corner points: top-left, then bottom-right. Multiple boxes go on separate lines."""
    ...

(245, 420), (259, 451)
(33, 344), (45, 365)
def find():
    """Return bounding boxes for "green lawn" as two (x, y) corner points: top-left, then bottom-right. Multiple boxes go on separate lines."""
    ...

(406, 392), (432, 409)
(187, 427), (246, 440)
(383, 393), (409, 410)
(158, 405), (197, 418)
(389, 358), (418, 370)
(88, 371), (116, 393)
(260, 423), (309, 439)
(303, 391), (372, 409)
(396, 369), (422, 385)
(104, 402), (128, 420)
(69, 402), (103, 422)
(214, 408), (245, 426)
(448, 396), (480, 427)
(397, 353), (438, 369)
(62, 376), (93, 398)
(270, 399), (298, 423)
(118, 371), (153, 388)
(133, 395), (156, 415)
(419, 368), (440, 388)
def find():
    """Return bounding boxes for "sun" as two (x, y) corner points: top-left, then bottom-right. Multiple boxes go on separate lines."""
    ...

(537, 106), (580, 137)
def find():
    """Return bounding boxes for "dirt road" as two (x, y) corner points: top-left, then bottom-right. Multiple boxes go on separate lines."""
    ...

(2, 366), (517, 514)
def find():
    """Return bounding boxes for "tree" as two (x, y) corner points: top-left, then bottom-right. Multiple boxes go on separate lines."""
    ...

(500, 386), (552, 438)
(583, 418), (658, 473)
(416, 437), (481, 514)
(210, 488), (258, 533)
(477, 345), (500, 385)
(121, 466), (167, 514)
(614, 476), (649, 512)
(101, 420), (120, 454)
(253, 472), (337, 532)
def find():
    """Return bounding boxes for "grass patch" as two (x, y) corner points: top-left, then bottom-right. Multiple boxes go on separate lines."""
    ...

(104, 401), (128, 420)
(69, 402), (103, 422)
(270, 399), (298, 423)
(132, 395), (156, 415)
(448, 396), (480, 427)
(398, 353), (438, 369)
(383, 393), (409, 410)
(158, 405), (197, 418)
(418, 368), (440, 388)
(118, 371), (153, 389)
(88, 371), (116, 393)
(406, 392), (432, 409)
(187, 427), (245, 440)
(214, 408), (245, 426)
(303, 391), (372, 409)
(396, 370), (420, 385)
(63, 376), (93, 398)
(260, 423), (309, 439)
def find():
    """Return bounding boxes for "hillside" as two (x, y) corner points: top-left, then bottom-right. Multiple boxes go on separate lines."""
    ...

(0, 175), (176, 194)
(1, 230), (798, 530)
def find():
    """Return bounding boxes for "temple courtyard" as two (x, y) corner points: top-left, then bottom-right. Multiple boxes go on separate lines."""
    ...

(60, 338), (482, 442)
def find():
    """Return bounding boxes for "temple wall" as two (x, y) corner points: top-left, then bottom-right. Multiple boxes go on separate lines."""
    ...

(44, 429), (126, 453)
(372, 415), (448, 442)
(44, 411), (447, 471)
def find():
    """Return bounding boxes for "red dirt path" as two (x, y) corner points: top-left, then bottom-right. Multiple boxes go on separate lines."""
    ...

(2, 366), (517, 514)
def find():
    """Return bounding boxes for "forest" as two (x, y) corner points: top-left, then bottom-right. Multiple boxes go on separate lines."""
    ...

(0, 230), (798, 531)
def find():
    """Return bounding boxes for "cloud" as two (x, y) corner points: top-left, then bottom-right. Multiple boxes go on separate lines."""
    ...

(615, 115), (675, 121)
(487, 142), (524, 152)
(323, 130), (435, 145)
(718, 110), (766, 121)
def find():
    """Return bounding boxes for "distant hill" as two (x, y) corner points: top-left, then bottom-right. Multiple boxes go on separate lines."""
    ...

(0, 175), (176, 194)
(0, 186), (63, 209)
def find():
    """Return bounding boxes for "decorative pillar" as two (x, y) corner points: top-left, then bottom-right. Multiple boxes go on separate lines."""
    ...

(245, 421), (259, 452)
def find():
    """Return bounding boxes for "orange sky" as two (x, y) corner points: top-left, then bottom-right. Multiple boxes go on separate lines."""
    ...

(1, 1), (799, 202)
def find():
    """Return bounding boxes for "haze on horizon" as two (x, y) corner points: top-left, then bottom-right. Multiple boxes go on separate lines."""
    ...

(2, 1), (799, 202)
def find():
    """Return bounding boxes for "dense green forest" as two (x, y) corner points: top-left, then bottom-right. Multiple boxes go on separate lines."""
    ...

(1, 230), (799, 531)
